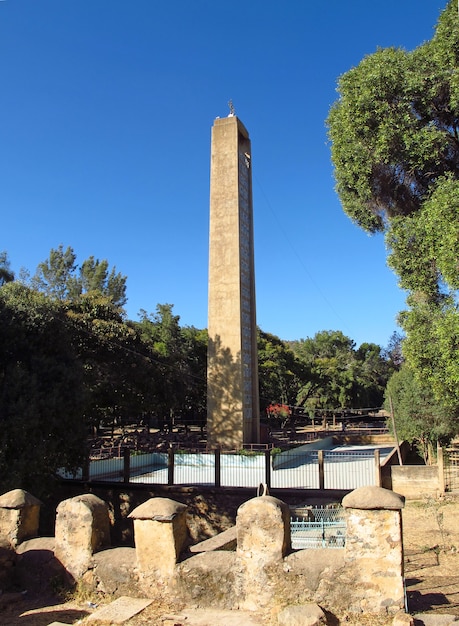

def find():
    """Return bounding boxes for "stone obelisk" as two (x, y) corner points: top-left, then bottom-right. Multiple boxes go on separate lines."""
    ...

(207, 109), (260, 449)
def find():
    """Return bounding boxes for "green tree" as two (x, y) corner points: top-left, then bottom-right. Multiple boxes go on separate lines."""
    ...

(290, 331), (391, 415)
(79, 256), (127, 308)
(327, 0), (459, 416)
(327, 0), (459, 233)
(33, 245), (127, 308)
(291, 331), (357, 413)
(385, 365), (456, 463)
(137, 304), (192, 421)
(32, 244), (78, 300)
(400, 295), (459, 410)
(68, 293), (154, 432)
(383, 331), (405, 370)
(257, 329), (304, 417)
(354, 342), (392, 408)
(180, 325), (208, 423)
(0, 251), (14, 286)
(0, 282), (87, 495)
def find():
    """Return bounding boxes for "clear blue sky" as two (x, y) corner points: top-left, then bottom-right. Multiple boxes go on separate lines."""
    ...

(1, 0), (445, 349)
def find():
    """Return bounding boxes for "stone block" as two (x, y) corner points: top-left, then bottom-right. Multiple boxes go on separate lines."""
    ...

(342, 486), (405, 613)
(0, 489), (41, 548)
(86, 596), (152, 623)
(82, 547), (137, 596)
(277, 604), (327, 626)
(129, 497), (188, 578)
(392, 611), (415, 625)
(237, 495), (291, 564)
(54, 494), (111, 580)
(189, 525), (236, 553)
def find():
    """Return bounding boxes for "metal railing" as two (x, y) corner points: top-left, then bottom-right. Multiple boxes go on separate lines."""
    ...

(290, 506), (346, 549)
(62, 447), (383, 491)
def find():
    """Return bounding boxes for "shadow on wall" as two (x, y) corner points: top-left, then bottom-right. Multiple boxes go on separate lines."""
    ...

(207, 335), (244, 449)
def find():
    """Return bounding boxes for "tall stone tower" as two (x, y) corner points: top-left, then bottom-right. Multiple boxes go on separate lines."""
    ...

(207, 112), (260, 449)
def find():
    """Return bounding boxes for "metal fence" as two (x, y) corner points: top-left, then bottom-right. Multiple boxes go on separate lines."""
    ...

(444, 448), (459, 492)
(62, 447), (383, 491)
(290, 506), (346, 549)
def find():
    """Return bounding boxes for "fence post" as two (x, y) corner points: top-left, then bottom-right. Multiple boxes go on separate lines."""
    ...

(168, 448), (175, 486)
(123, 447), (131, 483)
(318, 450), (325, 490)
(265, 450), (271, 490)
(214, 449), (221, 488)
(374, 449), (381, 487)
(437, 444), (445, 494)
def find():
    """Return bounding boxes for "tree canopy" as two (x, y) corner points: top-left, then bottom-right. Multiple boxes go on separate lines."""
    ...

(33, 245), (127, 307)
(385, 365), (456, 463)
(327, 0), (459, 234)
(0, 244), (400, 493)
(0, 251), (14, 286)
(289, 330), (393, 414)
(327, 0), (459, 419)
(257, 329), (304, 414)
(0, 282), (87, 495)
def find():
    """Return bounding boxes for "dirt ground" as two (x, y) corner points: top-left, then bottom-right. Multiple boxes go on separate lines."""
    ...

(2, 495), (459, 625)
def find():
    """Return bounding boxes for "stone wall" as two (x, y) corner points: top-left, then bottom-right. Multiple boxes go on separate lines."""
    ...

(390, 465), (441, 499)
(0, 485), (407, 619)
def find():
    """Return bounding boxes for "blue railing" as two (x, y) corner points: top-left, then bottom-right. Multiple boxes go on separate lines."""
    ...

(290, 506), (346, 549)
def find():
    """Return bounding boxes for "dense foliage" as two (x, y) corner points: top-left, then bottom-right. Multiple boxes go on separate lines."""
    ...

(385, 365), (457, 463)
(0, 282), (87, 495)
(0, 246), (398, 492)
(289, 331), (393, 415)
(327, 0), (459, 437)
(32, 244), (127, 307)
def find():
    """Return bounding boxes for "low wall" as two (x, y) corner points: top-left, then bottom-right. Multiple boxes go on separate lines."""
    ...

(4, 485), (407, 617)
(391, 465), (440, 499)
(380, 441), (411, 490)
(335, 433), (396, 445)
(273, 437), (335, 470)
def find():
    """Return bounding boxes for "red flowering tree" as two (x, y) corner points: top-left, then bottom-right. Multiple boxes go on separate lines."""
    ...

(266, 403), (291, 426)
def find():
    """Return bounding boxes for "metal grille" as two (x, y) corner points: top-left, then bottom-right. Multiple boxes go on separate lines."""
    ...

(290, 506), (346, 549)
(444, 448), (459, 492)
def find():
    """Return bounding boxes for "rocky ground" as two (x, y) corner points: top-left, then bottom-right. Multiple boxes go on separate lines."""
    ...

(1, 495), (459, 625)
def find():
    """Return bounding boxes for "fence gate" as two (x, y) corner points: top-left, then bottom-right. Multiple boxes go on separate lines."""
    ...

(444, 448), (459, 492)
(290, 506), (346, 549)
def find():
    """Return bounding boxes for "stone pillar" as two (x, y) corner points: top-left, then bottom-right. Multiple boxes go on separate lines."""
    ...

(0, 489), (42, 549)
(54, 494), (111, 580)
(207, 113), (260, 449)
(236, 494), (291, 609)
(237, 494), (291, 564)
(342, 485), (405, 613)
(129, 497), (188, 580)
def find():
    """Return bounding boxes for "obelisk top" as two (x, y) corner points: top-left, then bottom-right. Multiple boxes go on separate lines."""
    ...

(213, 106), (249, 139)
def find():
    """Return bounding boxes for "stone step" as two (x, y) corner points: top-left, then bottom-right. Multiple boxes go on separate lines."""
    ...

(85, 596), (153, 624)
(189, 525), (237, 553)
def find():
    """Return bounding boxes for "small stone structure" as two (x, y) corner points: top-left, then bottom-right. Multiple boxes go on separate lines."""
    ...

(128, 497), (187, 581)
(342, 486), (405, 612)
(236, 494), (292, 609)
(54, 493), (111, 580)
(0, 489), (42, 590)
(1, 485), (409, 621)
(0, 489), (41, 549)
(237, 494), (291, 564)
